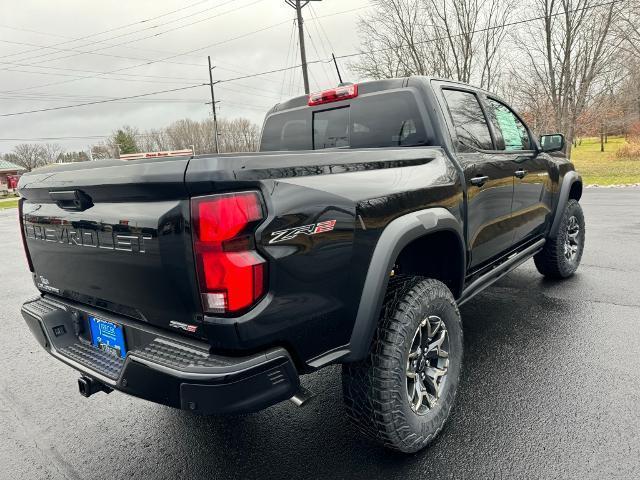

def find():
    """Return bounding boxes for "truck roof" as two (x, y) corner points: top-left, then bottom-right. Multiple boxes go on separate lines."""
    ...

(266, 76), (493, 116)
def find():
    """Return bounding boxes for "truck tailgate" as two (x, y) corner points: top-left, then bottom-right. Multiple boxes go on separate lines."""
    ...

(18, 158), (202, 334)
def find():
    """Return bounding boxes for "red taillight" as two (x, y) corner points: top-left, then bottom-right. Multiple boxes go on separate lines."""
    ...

(308, 84), (358, 106)
(18, 199), (34, 273)
(191, 192), (266, 315)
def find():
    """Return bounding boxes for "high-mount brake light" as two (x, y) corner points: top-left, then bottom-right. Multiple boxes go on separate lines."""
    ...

(191, 192), (266, 315)
(308, 84), (358, 106)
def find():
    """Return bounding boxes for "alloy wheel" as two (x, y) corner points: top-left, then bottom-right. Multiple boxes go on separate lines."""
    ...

(406, 315), (450, 414)
(564, 215), (580, 261)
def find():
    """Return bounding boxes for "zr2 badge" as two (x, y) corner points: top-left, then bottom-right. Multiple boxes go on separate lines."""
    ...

(269, 220), (337, 244)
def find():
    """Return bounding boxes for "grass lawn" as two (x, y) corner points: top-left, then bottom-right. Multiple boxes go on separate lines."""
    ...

(0, 198), (19, 210)
(571, 136), (640, 185)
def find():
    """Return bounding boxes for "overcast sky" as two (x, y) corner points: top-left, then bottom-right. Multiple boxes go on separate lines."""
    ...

(0, 0), (371, 153)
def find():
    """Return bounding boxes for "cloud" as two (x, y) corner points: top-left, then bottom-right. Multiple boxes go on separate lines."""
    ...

(0, 0), (369, 152)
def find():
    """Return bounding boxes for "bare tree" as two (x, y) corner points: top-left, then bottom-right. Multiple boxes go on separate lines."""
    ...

(427, 0), (481, 83)
(350, 0), (427, 79)
(138, 128), (171, 152)
(515, 0), (620, 156)
(58, 151), (89, 163)
(90, 142), (116, 160)
(88, 117), (261, 159)
(11, 143), (46, 171)
(619, 60), (640, 124)
(218, 118), (260, 153)
(478, 0), (513, 91)
(350, 0), (513, 90)
(617, 0), (640, 57)
(165, 118), (208, 153)
(43, 143), (65, 164)
(141, 117), (260, 155)
(614, 0), (640, 123)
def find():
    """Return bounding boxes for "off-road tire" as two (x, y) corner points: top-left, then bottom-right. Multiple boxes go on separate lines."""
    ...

(534, 199), (585, 278)
(342, 276), (463, 453)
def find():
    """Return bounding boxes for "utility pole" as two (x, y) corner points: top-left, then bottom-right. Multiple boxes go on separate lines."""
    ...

(285, 0), (321, 95)
(207, 55), (220, 154)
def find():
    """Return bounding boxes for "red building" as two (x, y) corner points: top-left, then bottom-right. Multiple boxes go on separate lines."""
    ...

(0, 159), (25, 193)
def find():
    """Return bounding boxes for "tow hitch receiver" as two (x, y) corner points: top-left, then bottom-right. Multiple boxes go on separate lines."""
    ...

(78, 376), (113, 398)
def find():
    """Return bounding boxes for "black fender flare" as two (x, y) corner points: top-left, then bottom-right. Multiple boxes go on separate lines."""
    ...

(549, 171), (582, 237)
(344, 207), (464, 362)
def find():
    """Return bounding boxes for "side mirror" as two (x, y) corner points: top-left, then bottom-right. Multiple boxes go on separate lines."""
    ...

(539, 133), (565, 153)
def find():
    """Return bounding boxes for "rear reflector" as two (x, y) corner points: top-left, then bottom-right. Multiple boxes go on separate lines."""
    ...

(308, 84), (358, 106)
(18, 199), (34, 272)
(191, 192), (266, 315)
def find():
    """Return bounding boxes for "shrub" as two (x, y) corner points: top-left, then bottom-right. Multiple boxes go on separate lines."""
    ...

(616, 143), (640, 160)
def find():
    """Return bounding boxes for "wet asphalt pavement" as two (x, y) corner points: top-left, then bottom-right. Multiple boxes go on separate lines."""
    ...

(1, 188), (639, 480)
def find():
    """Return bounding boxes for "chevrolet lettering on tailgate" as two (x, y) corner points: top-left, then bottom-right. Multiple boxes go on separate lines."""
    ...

(23, 223), (152, 253)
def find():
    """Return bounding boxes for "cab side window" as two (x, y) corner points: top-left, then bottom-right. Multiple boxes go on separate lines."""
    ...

(443, 89), (493, 151)
(486, 99), (531, 151)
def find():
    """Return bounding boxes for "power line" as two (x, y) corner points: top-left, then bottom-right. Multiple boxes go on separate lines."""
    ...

(0, 39), (208, 68)
(0, 68), (201, 86)
(2, 48), (207, 69)
(280, 19), (298, 100)
(219, 61), (330, 84)
(0, 72), (284, 103)
(0, 84), (207, 117)
(309, 4), (337, 55)
(0, 61), (205, 82)
(288, 26), (301, 96)
(0, 86), (272, 115)
(0, 97), (206, 104)
(0, 3), (368, 66)
(8, 0), (244, 67)
(0, 0), (214, 62)
(0, 24), (208, 65)
(0, 4), (368, 94)
(0, 0), (266, 95)
(0, 20), (293, 86)
(305, 25), (332, 86)
(0, 91), (205, 101)
(0, 15), (288, 82)
(1, 9), (309, 74)
(0, 76), (284, 101)
(213, 100), (272, 111)
(307, 4), (339, 85)
(217, 83), (282, 100)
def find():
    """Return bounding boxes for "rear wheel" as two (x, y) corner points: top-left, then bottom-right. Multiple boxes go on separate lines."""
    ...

(342, 276), (463, 453)
(535, 199), (585, 278)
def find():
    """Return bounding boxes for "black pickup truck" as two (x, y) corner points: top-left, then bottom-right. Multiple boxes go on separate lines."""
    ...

(18, 77), (585, 453)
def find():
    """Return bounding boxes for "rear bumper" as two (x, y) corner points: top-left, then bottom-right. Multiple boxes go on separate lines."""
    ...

(21, 296), (299, 415)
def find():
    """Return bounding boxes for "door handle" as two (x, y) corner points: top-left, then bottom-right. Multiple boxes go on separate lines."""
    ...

(514, 169), (528, 179)
(470, 175), (489, 187)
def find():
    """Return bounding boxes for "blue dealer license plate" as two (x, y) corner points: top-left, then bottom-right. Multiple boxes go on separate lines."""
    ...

(89, 316), (127, 358)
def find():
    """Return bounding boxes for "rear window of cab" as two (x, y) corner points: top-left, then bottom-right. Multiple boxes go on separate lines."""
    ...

(260, 91), (433, 151)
